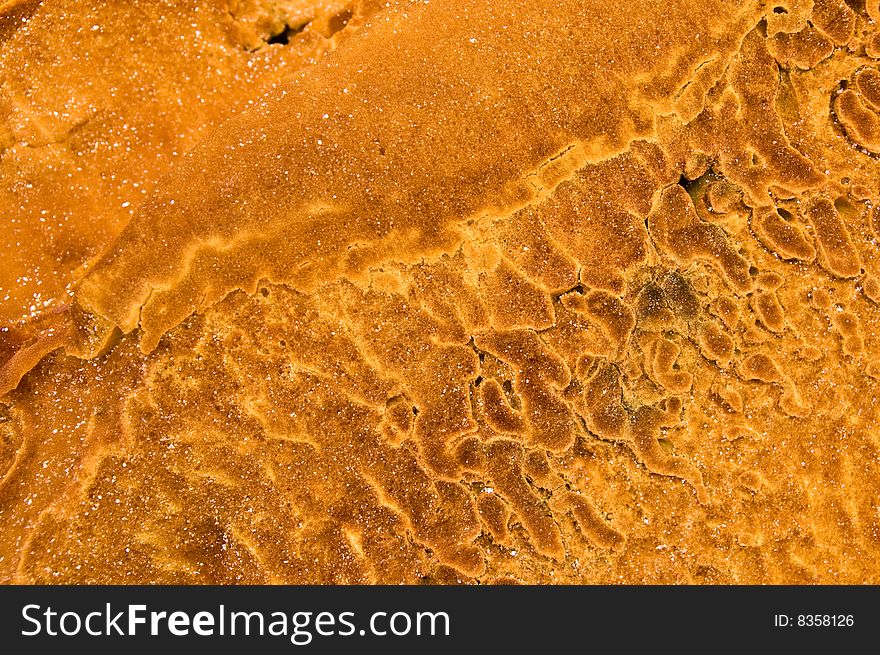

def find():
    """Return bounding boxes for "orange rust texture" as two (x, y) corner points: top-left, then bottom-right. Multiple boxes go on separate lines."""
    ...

(2, 0), (880, 584)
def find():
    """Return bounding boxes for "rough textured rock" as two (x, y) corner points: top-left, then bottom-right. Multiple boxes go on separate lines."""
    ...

(1, 0), (880, 584)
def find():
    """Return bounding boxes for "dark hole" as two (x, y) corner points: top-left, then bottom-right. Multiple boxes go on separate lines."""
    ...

(412, 406), (419, 416)
(259, 287), (269, 297)
(749, 265), (759, 277)
(677, 174), (694, 191)
(327, 8), (353, 36)
(573, 283), (585, 294)
(267, 21), (309, 45)
(280, 340), (286, 347)
(772, 6), (788, 13)
(843, 0), (865, 15)
(757, 18), (768, 37)
(502, 379), (513, 394)
(474, 375), (483, 387)
(777, 207), (794, 221)
(478, 352), (485, 363)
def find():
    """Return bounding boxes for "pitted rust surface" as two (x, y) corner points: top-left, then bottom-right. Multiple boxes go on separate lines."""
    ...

(1, 0), (880, 584)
